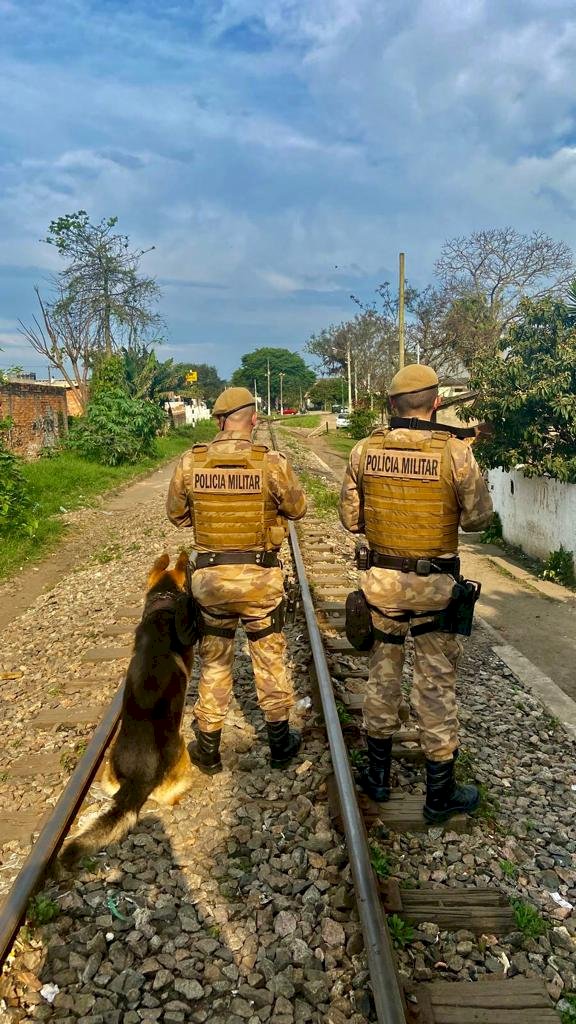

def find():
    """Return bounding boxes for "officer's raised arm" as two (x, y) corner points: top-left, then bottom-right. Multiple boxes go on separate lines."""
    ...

(451, 443), (494, 533)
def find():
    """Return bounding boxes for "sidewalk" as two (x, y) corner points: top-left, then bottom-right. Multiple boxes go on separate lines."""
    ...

(460, 535), (576, 703)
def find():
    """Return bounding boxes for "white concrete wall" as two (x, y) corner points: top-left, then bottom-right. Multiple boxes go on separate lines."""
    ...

(488, 468), (576, 561)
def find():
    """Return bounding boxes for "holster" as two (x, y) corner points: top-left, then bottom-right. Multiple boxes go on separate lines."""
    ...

(439, 578), (482, 637)
(345, 589), (374, 651)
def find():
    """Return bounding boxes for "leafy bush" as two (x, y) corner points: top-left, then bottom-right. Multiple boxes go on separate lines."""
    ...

(68, 356), (166, 466)
(480, 510), (503, 544)
(464, 296), (576, 482)
(538, 545), (576, 588)
(0, 419), (38, 537)
(348, 408), (378, 439)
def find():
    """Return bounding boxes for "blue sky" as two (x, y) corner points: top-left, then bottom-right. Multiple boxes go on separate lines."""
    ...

(2, 0), (576, 379)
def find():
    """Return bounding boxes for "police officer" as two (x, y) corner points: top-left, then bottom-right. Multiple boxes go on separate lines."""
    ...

(167, 387), (307, 774)
(339, 365), (493, 822)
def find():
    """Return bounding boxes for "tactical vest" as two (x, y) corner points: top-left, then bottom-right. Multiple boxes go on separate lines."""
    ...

(359, 428), (459, 557)
(187, 442), (282, 551)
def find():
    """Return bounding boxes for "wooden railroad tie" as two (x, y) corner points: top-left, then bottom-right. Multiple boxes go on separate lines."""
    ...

(380, 878), (516, 935)
(327, 775), (471, 834)
(408, 977), (559, 1024)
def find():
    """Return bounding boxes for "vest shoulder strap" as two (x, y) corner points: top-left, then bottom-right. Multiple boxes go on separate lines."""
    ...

(191, 443), (209, 454)
(252, 443), (269, 454)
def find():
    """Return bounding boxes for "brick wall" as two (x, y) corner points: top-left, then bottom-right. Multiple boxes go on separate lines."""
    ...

(0, 382), (69, 459)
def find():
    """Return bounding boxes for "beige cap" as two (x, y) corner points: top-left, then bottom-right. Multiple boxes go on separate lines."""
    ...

(212, 386), (256, 417)
(389, 364), (439, 397)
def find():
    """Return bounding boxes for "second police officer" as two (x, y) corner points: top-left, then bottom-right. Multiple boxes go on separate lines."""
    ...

(339, 365), (493, 823)
(167, 387), (307, 774)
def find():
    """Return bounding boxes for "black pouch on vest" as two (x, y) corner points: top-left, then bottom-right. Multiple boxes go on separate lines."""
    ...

(345, 590), (374, 651)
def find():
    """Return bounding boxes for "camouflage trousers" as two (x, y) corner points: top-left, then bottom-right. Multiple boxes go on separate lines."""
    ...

(361, 567), (462, 762)
(191, 564), (294, 733)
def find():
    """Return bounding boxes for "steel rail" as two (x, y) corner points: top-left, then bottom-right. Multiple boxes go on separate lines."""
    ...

(0, 683), (124, 970)
(270, 425), (407, 1023)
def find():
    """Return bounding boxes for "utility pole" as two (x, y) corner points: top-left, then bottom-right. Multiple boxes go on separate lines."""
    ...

(398, 251), (405, 370)
(266, 358), (271, 416)
(279, 372), (285, 415)
(253, 378), (258, 409)
(347, 339), (353, 413)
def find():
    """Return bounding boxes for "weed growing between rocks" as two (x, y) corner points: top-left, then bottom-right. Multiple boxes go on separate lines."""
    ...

(27, 893), (60, 928)
(387, 915), (414, 950)
(511, 898), (549, 938)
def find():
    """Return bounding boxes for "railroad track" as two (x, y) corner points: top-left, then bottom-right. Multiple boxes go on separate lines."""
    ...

(0, 426), (565, 1023)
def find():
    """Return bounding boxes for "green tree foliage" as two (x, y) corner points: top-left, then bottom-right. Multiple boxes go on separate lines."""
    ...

(307, 377), (346, 409)
(173, 362), (226, 404)
(231, 347), (315, 408)
(68, 355), (165, 466)
(464, 296), (576, 482)
(122, 345), (181, 401)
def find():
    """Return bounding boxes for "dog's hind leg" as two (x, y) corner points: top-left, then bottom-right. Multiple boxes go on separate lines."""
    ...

(151, 739), (194, 805)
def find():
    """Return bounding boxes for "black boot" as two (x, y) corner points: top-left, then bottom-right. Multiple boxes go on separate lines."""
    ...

(188, 729), (223, 775)
(358, 736), (392, 802)
(423, 755), (479, 823)
(266, 720), (301, 769)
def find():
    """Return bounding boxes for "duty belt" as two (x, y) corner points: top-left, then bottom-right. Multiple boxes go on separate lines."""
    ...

(369, 552), (460, 576)
(195, 550), (280, 569)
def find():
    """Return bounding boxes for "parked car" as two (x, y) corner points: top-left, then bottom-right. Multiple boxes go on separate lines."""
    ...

(282, 408), (298, 415)
(336, 410), (350, 429)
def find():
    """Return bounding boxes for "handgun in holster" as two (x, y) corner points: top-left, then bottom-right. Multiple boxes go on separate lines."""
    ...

(354, 543), (370, 571)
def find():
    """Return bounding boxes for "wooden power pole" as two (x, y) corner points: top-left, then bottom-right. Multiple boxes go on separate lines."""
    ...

(398, 252), (405, 370)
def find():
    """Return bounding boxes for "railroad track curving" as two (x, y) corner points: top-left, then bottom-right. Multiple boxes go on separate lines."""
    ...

(0, 425), (567, 1023)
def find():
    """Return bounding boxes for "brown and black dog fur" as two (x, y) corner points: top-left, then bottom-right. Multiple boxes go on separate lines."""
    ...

(61, 552), (195, 867)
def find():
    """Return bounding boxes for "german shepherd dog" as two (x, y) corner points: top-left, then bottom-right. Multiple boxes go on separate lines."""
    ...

(61, 552), (196, 867)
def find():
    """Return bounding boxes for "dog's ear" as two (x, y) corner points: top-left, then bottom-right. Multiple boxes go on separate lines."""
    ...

(172, 550), (189, 590)
(147, 552), (170, 588)
(175, 550), (189, 572)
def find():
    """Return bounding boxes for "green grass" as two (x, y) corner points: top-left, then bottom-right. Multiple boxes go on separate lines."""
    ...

(0, 422), (215, 581)
(511, 898), (548, 938)
(277, 413), (322, 428)
(325, 431), (356, 459)
(300, 471), (339, 517)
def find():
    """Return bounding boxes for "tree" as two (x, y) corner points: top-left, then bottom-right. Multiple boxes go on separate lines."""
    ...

(307, 377), (346, 409)
(45, 211), (161, 355)
(436, 228), (574, 357)
(231, 347), (315, 409)
(463, 296), (576, 482)
(121, 345), (182, 402)
(19, 284), (94, 411)
(177, 363), (226, 405)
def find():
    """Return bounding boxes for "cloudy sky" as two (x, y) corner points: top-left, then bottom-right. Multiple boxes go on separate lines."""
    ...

(2, 0), (576, 379)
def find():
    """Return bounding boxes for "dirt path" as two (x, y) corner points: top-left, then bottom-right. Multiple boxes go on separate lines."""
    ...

(0, 460), (177, 632)
(305, 430), (576, 705)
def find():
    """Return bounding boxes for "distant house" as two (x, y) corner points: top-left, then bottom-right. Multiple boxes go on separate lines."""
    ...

(0, 376), (70, 458)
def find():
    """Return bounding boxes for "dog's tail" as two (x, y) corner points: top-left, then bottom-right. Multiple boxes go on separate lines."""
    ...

(59, 778), (153, 869)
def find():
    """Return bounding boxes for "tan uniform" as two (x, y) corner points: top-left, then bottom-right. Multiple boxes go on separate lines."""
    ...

(339, 427), (493, 760)
(167, 430), (307, 732)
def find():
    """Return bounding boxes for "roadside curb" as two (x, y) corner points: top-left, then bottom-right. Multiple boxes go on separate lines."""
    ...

(478, 615), (576, 741)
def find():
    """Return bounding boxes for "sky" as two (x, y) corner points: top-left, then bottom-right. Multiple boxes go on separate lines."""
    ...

(2, 0), (576, 380)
